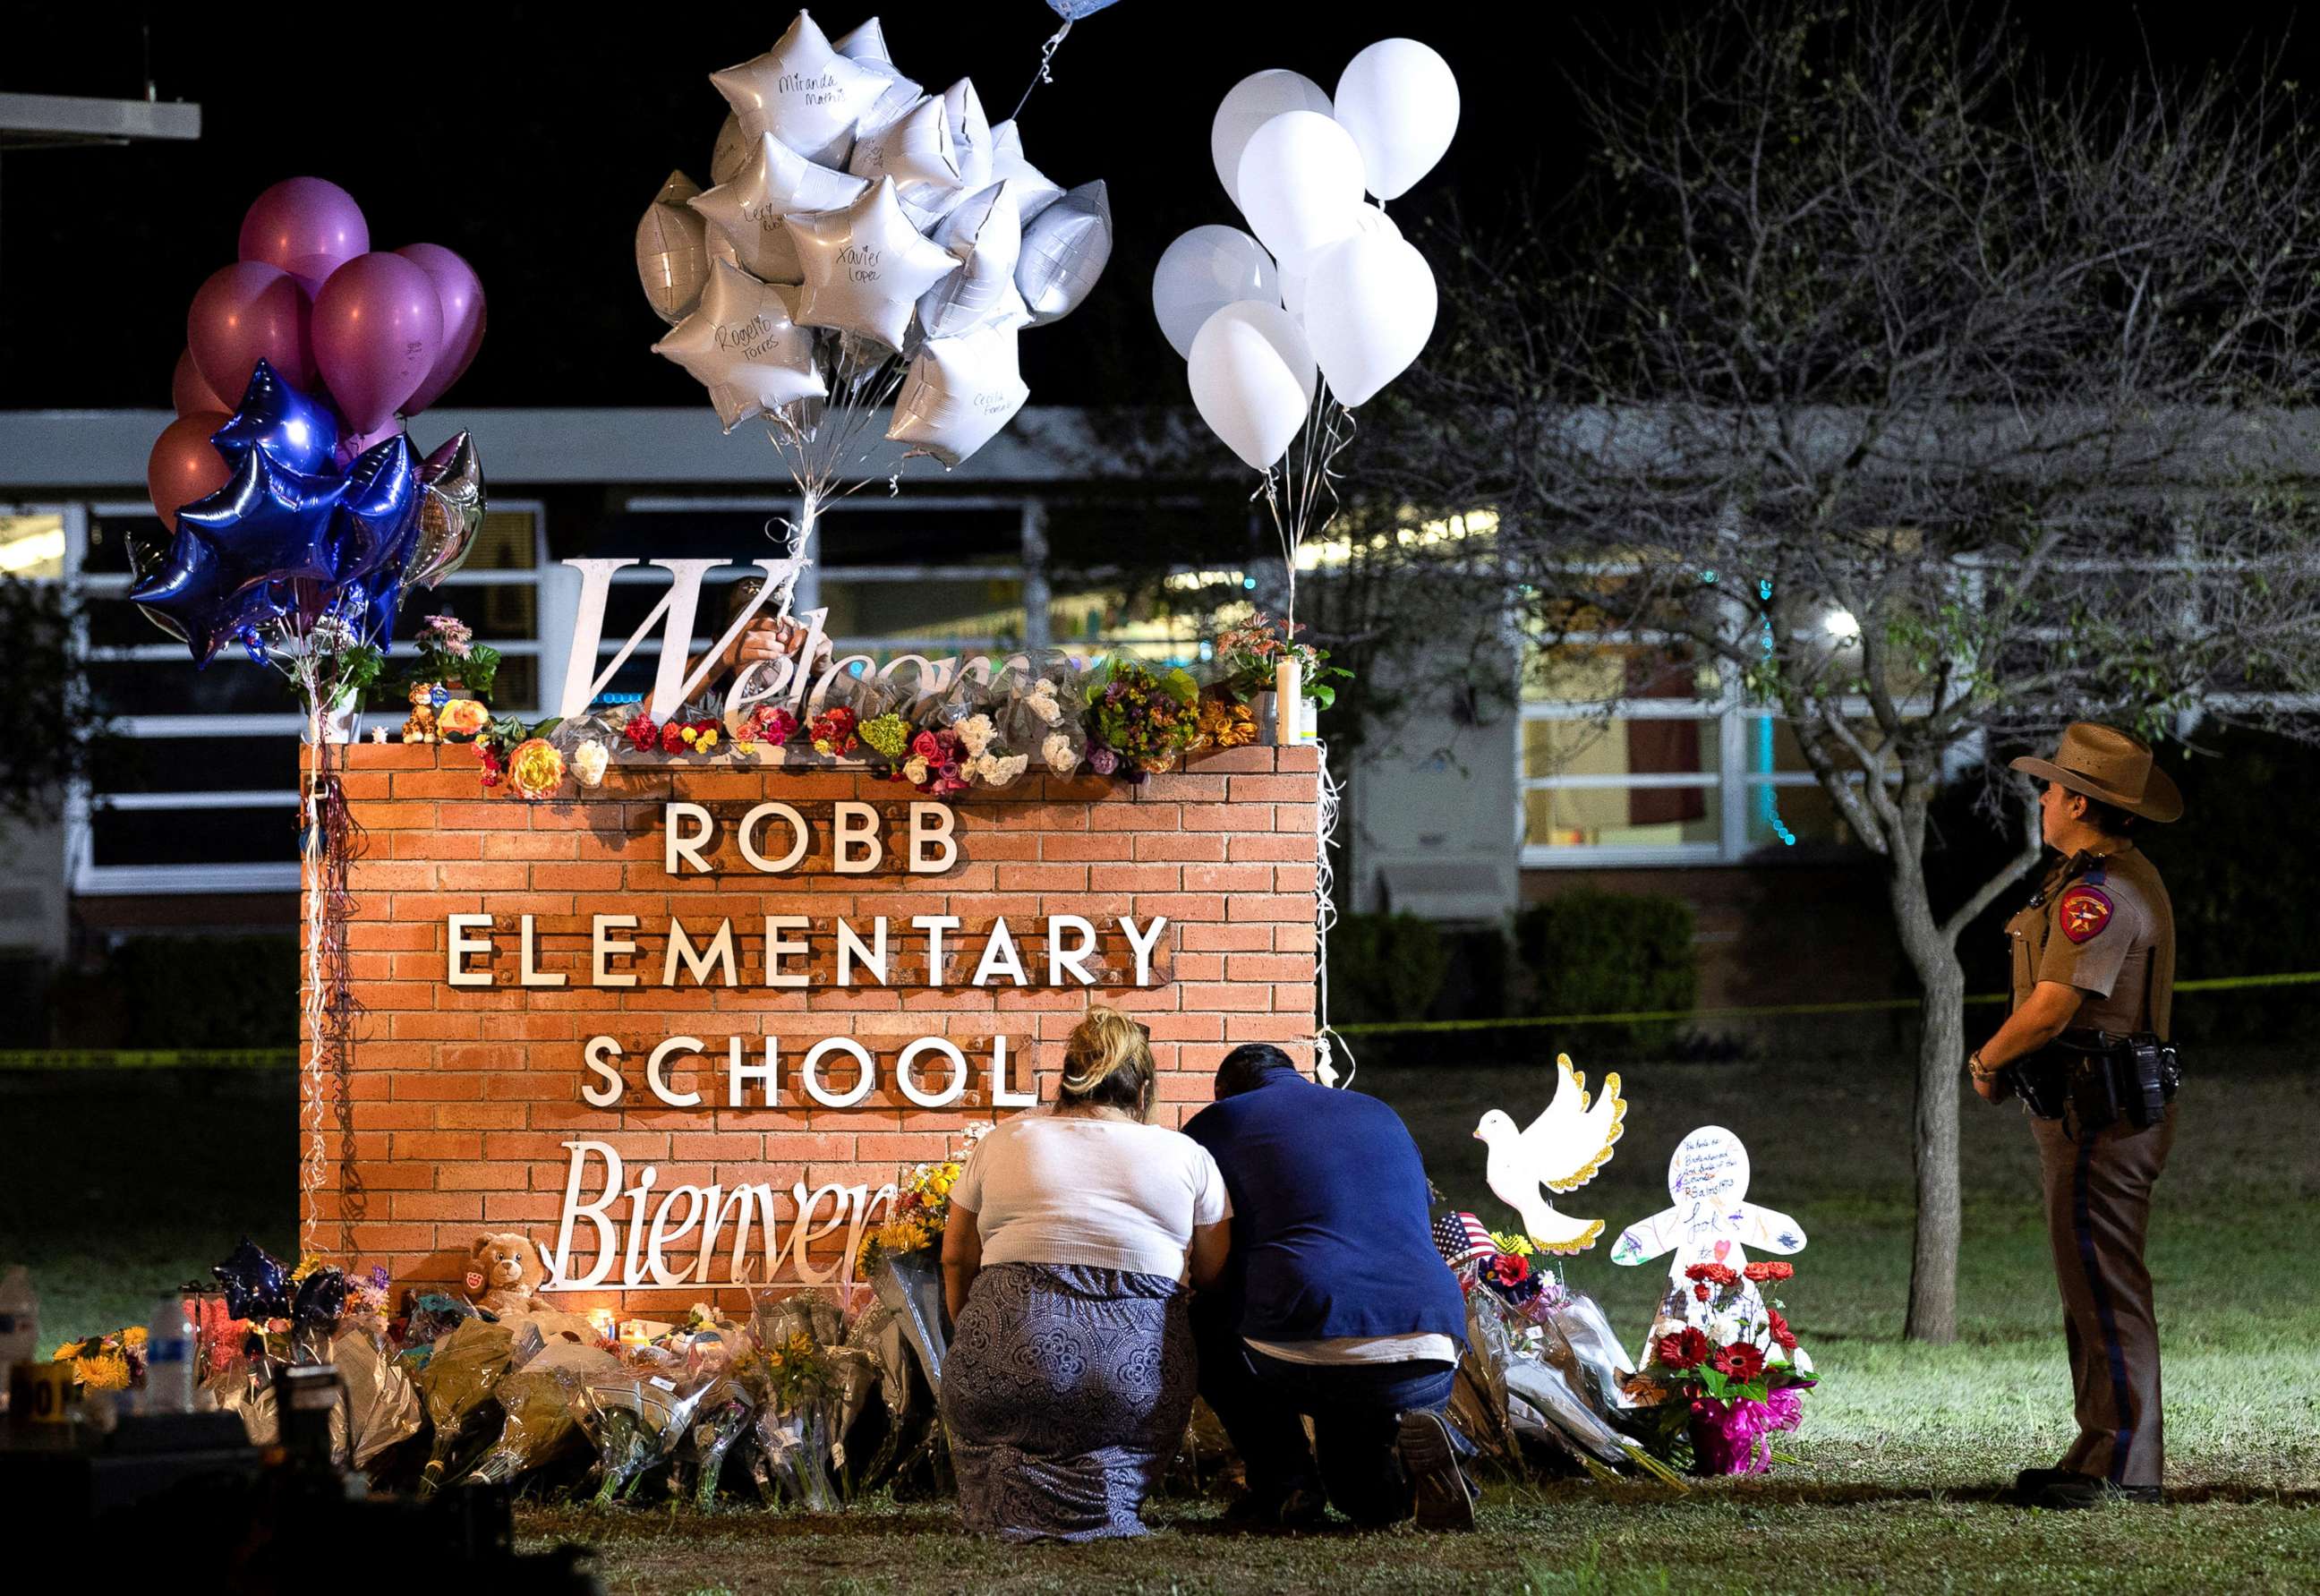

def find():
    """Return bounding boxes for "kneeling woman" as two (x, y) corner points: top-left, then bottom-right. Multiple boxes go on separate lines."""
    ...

(940, 1005), (1231, 1541)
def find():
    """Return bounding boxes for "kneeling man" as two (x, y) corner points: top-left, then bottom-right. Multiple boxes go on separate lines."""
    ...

(1184, 1044), (1472, 1531)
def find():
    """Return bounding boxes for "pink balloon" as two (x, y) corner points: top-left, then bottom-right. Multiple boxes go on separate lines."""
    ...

(392, 243), (486, 414)
(239, 177), (371, 287)
(311, 252), (446, 435)
(171, 347), (226, 417)
(147, 411), (233, 532)
(188, 261), (316, 399)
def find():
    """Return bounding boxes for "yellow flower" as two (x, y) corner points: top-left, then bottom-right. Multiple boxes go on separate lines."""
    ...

(680, 726), (699, 746)
(696, 729), (720, 751)
(508, 738), (566, 800)
(122, 1326), (148, 1348)
(733, 739), (757, 756)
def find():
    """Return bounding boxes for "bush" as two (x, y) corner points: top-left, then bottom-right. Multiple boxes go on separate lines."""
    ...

(1510, 889), (1697, 1057)
(1326, 912), (1451, 1026)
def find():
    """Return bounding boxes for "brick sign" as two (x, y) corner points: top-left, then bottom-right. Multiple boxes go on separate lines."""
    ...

(305, 743), (1321, 1315)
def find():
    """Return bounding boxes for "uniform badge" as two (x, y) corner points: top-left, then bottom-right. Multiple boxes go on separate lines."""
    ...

(2058, 883), (2113, 943)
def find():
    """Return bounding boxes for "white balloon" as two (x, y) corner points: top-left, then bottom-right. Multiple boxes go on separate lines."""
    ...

(990, 119), (1065, 223)
(1210, 69), (1333, 209)
(691, 132), (866, 285)
(849, 95), (957, 189)
(1279, 208), (1393, 323)
(652, 260), (825, 431)
(1334, 38), (1462, 201)
(712, 113), (751, 187)
(1152, 226), (1279, 360)
(1236, 111), (1367, 268)
(1301, 234), (1437, 406)
(1017, 181), (1112, 327)
(1187, 301), (1316, 471)
(920, 183), (1029, 339)
(786, 176), (962, 350)
(636, 171), (709, 326)
(710, 13), (885, 168)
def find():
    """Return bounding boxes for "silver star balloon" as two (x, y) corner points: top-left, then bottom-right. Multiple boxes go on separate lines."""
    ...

(786, 176), (962, 350)
(848, 94), (956, 190)
(918, 182), (1029, 340)
(886, 323), (1029, 466)
(1017, 180), (1113, 326)
(636, 170), (711, 326)
(834, 16), (923, 139)
(990, 119), (1065, 224)
(942, 80), (994, 192)
(411, 431), (486, 589)
(692, 132), (866, 286)
(710, 11), (885, 169)
(653, 260), (827, 431)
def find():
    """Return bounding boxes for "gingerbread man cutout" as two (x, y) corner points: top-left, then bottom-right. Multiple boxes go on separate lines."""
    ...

(1612, 1126), (1804, 1332)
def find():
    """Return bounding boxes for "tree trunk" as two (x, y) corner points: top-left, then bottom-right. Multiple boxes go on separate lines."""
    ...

(1888, 856), (1966, 1344)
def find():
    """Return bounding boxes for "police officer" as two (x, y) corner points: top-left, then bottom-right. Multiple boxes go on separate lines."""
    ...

(1967, 723), (2181, 1508)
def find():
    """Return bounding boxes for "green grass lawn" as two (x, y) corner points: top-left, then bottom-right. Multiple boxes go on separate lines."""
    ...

(8, 1055), (2317, 1592)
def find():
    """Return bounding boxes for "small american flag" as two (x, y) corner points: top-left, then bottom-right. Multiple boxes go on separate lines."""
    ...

(1433, 1210), (1496, 1268)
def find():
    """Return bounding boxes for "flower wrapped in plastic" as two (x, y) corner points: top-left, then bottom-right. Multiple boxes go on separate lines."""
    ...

(414, 1316), (517, 1490)
(738, 1288), (855, 1511)
(331, 1325), (424, 1472)
(456, 1340), (625, 1488)
(568, 1362), (712, 1506)
(1083, 658), (1199, 779)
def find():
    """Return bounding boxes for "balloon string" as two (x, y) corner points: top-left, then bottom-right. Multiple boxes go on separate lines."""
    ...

(1011, 18), (1074, 122)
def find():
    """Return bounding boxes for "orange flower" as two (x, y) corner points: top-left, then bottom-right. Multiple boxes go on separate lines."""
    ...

(508, 738), (566, 799)
(437, 698), (489, 738)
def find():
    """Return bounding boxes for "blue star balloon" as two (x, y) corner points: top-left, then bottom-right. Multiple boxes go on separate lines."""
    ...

(209, 357), (340, 478)
(335, 433), (421, 586)
(177, 448), (346, 601)
(128, 521), (245, 665)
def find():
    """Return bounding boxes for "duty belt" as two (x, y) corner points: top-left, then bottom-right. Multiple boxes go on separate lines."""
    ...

(2006, 1028), (2181, 1134)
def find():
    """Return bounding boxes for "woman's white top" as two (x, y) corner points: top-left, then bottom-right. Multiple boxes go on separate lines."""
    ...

(952, 1111), (1232, 1280)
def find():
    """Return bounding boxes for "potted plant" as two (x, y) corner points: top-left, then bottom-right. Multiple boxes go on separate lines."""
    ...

(1211, 612), (1350, 744)
(410, 612), (501, 704)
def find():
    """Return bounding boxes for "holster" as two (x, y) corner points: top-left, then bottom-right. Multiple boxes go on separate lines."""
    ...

(2007, 1029), (2181, 1132)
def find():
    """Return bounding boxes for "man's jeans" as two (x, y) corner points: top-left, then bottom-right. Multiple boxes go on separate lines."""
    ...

(1195, 1302), (1456, 1526)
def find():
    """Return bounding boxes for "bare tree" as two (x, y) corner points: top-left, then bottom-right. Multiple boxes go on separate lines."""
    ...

(1366, 2), (2320, 1339)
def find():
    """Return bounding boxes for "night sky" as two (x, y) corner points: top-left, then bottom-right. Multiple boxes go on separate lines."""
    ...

(2, 2), (2310, 415)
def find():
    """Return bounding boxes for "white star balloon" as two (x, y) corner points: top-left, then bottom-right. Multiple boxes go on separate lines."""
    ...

(834, 15), (923, 138)
(652, 259), (825, 431)
(887, 322), (1029, 465)
(942, 80), (994, 192)
(786, 176), (961, 350)
(711, 11), (885, 169)
(918, 182), (1028, 339)
(989, 119), (1064, 223)
(848, 94), (956, 190)
(692, 131), (866, 285)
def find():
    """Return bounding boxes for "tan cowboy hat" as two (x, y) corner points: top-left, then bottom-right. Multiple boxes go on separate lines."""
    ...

(2009, 722), (2183, 824)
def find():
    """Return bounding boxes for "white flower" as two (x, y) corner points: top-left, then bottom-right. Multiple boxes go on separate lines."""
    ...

(986, 752), (1029, 786)
(1042, 732), (1079, 775)
(571, 739), (610, 787)
(1026, 679), (1062, 725)
(959, 714), (997, 756)
(903, 755), (930, 786)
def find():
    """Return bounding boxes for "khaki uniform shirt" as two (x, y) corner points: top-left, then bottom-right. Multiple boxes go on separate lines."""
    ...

(2003, 846), (2175, 1038)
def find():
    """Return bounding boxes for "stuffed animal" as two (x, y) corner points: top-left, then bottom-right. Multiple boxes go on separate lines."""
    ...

(465, 1231), (546, 1317)
(401, 680), (439, 744)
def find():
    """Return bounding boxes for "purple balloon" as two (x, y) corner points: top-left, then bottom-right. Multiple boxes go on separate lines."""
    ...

(311, 252), (444, 435)
(239, 177), (371, 289)
(172, 347), (227, 417)
(392, 243), (486, 414)
(188, 261), (317, 398)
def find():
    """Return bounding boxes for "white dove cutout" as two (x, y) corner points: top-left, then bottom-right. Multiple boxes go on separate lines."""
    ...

(1612, 1125), (1805, 1337)
(1475, 1052), (1626, 1252)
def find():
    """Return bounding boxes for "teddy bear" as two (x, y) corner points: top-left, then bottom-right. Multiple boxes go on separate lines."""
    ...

(401, 680), (439, 744)
(465, 1231), (545, 1317)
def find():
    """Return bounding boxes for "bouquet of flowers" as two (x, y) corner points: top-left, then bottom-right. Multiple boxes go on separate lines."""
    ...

(1212, 610), (1349, 709)
(457, 1339), (624, 1487)
(809, 704), (860, 758)
(411, 612), (502, 704)
(992, 653), (1089, 778)
(568, 1361), (712, 1507)
(896, 727), (969, 796)
(736, 704), (800, 755)
(856, 1122), (989, 1277)
(1625, 1261), (1814, 1476)
(1083, 659), (1199, 779)
(413, 1316), (517, 1490)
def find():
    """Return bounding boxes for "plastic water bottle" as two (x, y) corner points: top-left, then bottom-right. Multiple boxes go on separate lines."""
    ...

(143, 1294), (196, 1414)
(0, 1267), (38, 1411)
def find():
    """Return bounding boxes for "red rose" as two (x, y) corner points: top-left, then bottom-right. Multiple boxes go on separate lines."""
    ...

(660, 721), (684, 754)
(1685, 1262), (1739, 1286)
(1655, 1327), (1711, 1370)
(1694, 1284), (1711, 1302)
(1488, 1253), (1531, 1288)
(1766, 1307), (1798, 1353)
(1713, 1343), (1767, 1381)
(1744, 1260), (1795, 1284)
(623, 712), (658, 752)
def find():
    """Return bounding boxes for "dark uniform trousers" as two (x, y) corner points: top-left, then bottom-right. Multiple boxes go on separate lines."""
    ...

(2029, 1104), (2175, 1488)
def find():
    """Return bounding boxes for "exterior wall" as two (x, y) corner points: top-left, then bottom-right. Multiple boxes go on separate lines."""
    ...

(302, 743), (1320, 1317)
